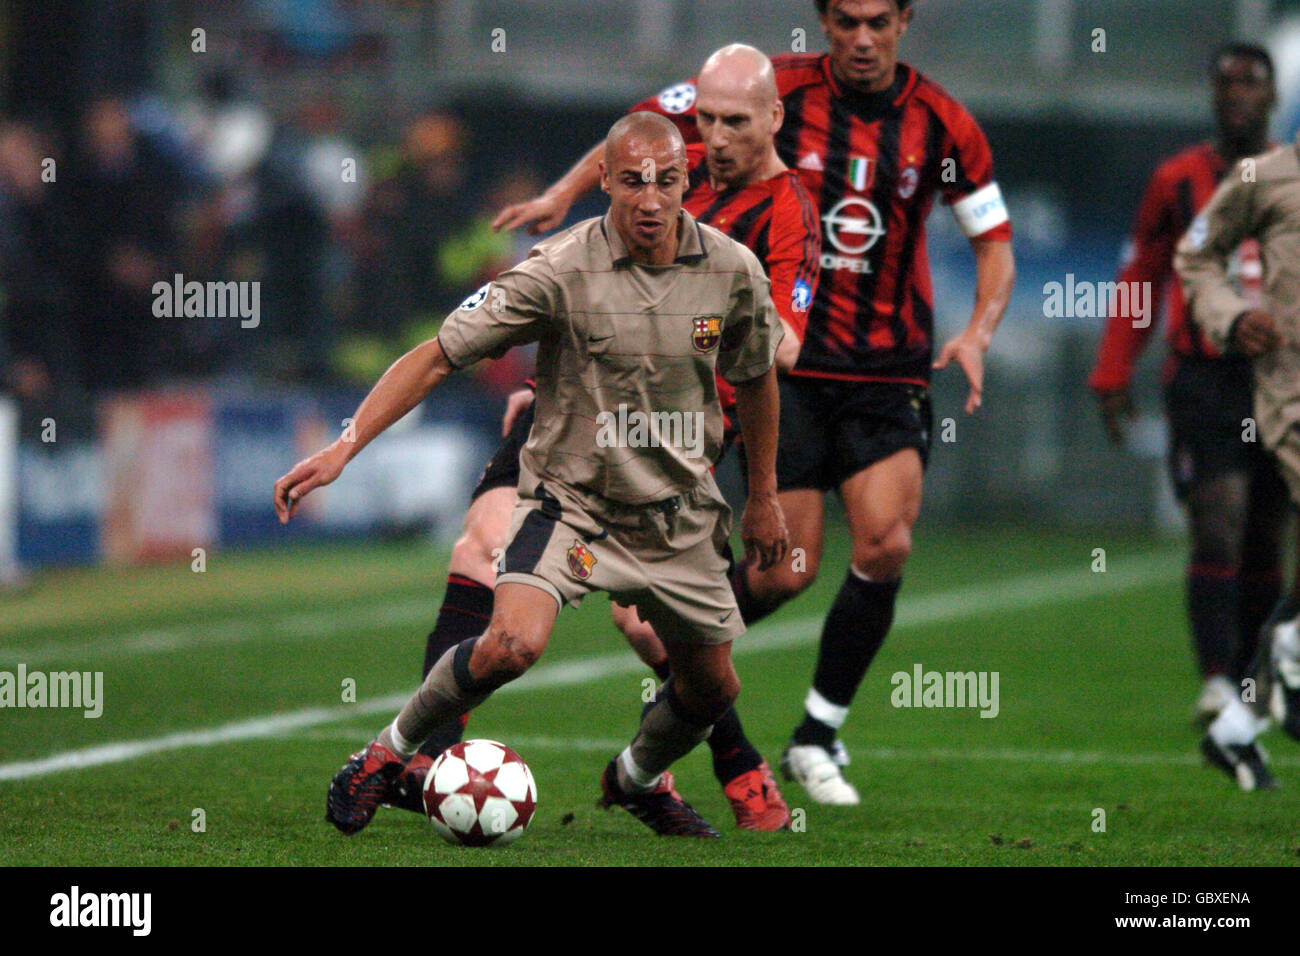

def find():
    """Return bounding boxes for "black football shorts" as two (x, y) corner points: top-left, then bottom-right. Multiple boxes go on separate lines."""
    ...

(470, 402), (536, 502)
(1164, 356), (1279, 500)
(741, 374), (932, 494)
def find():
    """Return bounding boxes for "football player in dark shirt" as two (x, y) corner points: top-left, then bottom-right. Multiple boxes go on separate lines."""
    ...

(1089, 44), (1287, 726)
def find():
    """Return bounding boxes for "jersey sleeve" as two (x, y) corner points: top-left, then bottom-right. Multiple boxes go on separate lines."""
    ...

(1088, 166), (1176, 394)
(717, 245), (785, 385)
(629, 79), (702, 145)
(765, 176), (822, 343)
(938, 102), (1012, 242)
(1174, 163), (1262, 351)
(436, 252), (557, 369)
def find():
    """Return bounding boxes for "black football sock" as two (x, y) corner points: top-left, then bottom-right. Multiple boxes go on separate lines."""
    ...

(417, 576), (494, 759)
(708, 706), (764, 784)
(792, 570), (900, 748)
(730, 559), (782, 626)
(421, 575), (494, 676)
(1187, 561), (1239, 678)
(1237, 568), (1282, 681)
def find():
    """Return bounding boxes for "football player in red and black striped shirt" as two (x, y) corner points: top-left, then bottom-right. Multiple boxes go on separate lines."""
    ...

(496, 0), (1016, 805)
(1088, 44), (1288, 725)
(391, 45), (822, 832)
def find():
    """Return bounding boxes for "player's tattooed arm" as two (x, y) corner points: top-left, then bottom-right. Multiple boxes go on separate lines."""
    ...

(272, 338), (455, 524)
(492, 142), (604, 235)
(933, 237), (1015, 414)
(732, 366), (789, 570)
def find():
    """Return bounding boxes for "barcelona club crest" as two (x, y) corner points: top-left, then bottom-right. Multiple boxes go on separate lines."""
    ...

(567, 540), (597, 580)
(692, 315), (722, 352)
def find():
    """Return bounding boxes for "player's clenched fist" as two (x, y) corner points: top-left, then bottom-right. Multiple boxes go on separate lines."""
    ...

(273, 442), (348, 524)
(1233, 309), (1281, 357)
(741, 491), (788, 571)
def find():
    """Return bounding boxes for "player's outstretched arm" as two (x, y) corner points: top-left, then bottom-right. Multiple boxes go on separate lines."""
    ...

(933, 237), (1015, 414)
(491, 142), (604, 235)
(732, 366), (788, 570)
(273, 338), (456, 524)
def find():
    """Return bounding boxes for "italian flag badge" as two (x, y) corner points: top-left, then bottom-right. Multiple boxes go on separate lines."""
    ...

(848, 155), (871, 192)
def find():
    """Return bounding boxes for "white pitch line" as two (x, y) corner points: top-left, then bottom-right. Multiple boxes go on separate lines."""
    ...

(274, 731), (1300, 769)
(0, 597), (438, 667)
(0, 551), (1183, 782)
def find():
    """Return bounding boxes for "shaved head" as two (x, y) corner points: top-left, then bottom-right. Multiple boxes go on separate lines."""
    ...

(697, 43), (778, 110)
(604, 111), (686, 169)
(600, 111), (688, 264)
(693, 43), (785, 189)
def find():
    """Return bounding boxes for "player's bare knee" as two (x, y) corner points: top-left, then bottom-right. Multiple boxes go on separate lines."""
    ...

(751, 557), (817, 605)
(706, 673), (740, 717)
(854, 523), (911, 580)
(677, 668), (738, 719)
(773, 561), (818, 599)
(473, 626), (541, 685)
(450, 515), (505, 581)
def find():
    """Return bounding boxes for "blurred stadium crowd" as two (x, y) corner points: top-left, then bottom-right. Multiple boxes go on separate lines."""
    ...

(5, 0), (1300, 580)
(0, 74), (538, 443)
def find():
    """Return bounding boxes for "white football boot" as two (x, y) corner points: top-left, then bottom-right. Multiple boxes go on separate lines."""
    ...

(1195, 675), (1236, 724)
(829, 738), (851, 767)
(1202, 697), (1275, 791)
(1269, 618), (1300, 741)
(780, 744), (860, 805)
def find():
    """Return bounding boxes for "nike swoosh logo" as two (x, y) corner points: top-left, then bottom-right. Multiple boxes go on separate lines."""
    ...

(588, 334), (614, 343)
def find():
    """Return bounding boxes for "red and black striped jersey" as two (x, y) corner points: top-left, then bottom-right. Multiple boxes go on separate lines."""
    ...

(634, 53), (1012, 385)
(682, 141), (821, 412)
(1088, 142), (1264, 394)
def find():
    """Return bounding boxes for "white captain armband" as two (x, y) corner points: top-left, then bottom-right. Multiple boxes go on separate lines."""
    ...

(951, 182), (1009, 238)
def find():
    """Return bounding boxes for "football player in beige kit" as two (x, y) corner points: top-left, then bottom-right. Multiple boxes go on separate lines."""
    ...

(1176, 133), (1300, 789)
(274, 112), (789, 836)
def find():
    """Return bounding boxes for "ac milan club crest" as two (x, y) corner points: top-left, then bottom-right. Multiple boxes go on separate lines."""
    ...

(567, 540), (596, 579)
(691, 315), (722, 352)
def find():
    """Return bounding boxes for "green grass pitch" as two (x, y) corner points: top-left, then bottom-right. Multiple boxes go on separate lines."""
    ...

(2, 521), (1298, 866)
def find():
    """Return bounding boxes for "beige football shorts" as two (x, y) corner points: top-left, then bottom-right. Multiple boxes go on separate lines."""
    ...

(495, 474), (744, 646)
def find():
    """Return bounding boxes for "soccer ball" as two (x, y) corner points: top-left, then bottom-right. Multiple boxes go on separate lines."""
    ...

(422, 739), (538, 847)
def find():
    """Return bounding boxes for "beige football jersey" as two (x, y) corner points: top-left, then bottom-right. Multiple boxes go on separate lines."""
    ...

(1176, 135), (1300, 453)
(437, 209), (783, 505)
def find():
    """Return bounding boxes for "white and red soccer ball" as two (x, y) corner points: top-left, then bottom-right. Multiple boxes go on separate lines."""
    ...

(422, 739), (538, 847)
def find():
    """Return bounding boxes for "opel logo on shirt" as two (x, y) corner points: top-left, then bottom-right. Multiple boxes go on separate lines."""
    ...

(821, 197), (885, 274)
